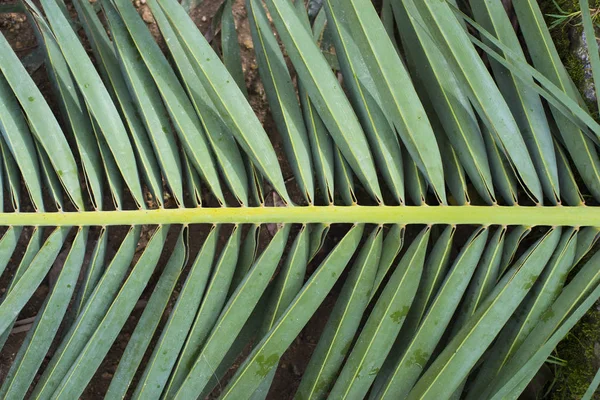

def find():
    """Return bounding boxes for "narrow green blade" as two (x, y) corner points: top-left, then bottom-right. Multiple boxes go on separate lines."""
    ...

(219, 224), (365, 399)
(264, 0), (383, 202)
(108, 227), (188, 399)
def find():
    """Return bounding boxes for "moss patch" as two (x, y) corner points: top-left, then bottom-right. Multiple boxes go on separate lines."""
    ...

(550, 306), (600, 399)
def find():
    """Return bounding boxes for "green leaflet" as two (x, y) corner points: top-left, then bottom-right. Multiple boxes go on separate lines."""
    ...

(309, 223), (330, 261)
(403, 0), (543, 203)
(0, 227), (22, 279)
(335, 147), (358, 206)
(326, 0), (445, 203)
(374, 227), (489, 399)
(499, 225), (531, 277)
(72, 0), (165, 208)
(488, 250), (600, 399)
(296, 226), (382, 399)
(0, 29), (83, 210)
(0, 136), (21, 211)
(470, 0), (559, 204)
(371, 225), (454, 397)
(173, 225), (291, 398)
(144, 0), (250, 206)
(50, 226), (170, 400)
(219, 224), (365, 399)
(487, 243), (600, 397)
(203, 291), (270, 399)
(230, 224), (261, 293)
(301, 81), (334, 205)
(249, 226), (310, 400)
(448, 226), (507, 399)
(0, 227), (86, 399)
(71, 228), (108, 319)
(481, 124), (518, 205)
(36, 140), (64, 209)
(0, 62), (46, 211)
(32, 13), (104, 210)
(465, 227), (577, 399)
(555, 139), (585, 206)
(181, 151), (203, 207)
(0, 227), (69, 336)
(573, 226), (600, 267)
(295, 0), (334, 206)
(406, 227), (562, 399)
(31, 226), (141, 400)
(31, 0), (143, 208)
(108, 0), (227, 205)
(0, 227), (43, 351)
(131, 225), (224, 399)
(108, 227), (189, 399)
(101, 0), (185, 206)
(394, 0), (493, 205)
(370, 224), (404, 300)
(247, 0), (314, 204)
(221, 0), (248, 97)
(92, 118), (124, 209)
(330, 227), (431, 400)
(155, 0), (291, 204)
(264, 0), (382, 203)
(326, 3), (405, 204)
(511, 0), (600, 202)
(404, 147), (428, 206)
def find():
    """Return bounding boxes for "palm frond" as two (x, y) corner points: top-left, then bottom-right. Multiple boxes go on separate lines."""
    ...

(1, 0), (600, 399)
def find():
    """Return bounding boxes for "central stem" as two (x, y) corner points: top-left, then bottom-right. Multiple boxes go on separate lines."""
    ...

(0, 206), (598, 227)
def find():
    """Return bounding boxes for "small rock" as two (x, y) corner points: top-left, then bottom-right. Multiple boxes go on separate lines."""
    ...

(141, 8), (154, 24)
(292, 363), (301, 376)
(140, 0), (146, 4)
(13, 23), (20, 30)
(134, 0), (141, 7)
(243, 38), (254, 50)
(101, 372), (113, 379)
(201, 15), (207, 22)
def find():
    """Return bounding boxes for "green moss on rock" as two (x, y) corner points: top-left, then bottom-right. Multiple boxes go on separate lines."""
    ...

(539, 0), (599, 113)
(550, 306), (600, 399)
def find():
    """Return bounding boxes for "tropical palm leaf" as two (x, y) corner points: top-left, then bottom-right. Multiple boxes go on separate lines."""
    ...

(0, 0), (600, 399)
